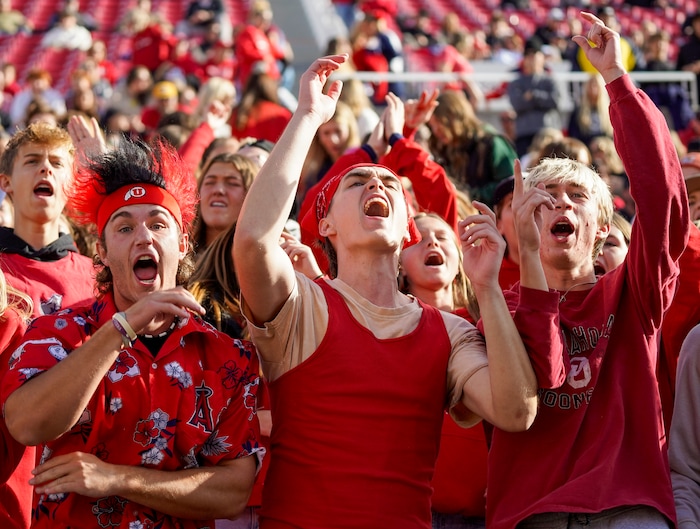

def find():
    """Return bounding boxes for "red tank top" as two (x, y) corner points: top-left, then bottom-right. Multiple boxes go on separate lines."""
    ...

(260, 280), (451, 529)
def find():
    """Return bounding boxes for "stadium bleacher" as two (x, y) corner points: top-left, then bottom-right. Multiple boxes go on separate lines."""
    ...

(0, 0), (695, 96)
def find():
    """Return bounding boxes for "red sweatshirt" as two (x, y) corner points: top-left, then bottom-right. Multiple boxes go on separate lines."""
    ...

(485, 75), (688, 528)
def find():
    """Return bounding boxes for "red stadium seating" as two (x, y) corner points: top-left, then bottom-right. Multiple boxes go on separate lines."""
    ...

(0, 0), (691, 95)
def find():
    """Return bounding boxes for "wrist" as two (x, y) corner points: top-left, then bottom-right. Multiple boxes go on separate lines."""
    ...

(360, 144), (379, 164)
(388, 132), (404, 147)
(112, 312), (137, 348)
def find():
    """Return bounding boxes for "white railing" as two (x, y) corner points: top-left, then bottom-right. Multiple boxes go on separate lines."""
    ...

(332, 69), (699, 114)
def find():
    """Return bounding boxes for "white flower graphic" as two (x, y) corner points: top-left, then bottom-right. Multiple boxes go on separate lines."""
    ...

(110, 397), (123, 413)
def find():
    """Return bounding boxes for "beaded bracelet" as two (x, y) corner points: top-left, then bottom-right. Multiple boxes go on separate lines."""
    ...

(112, 312), (137, 348)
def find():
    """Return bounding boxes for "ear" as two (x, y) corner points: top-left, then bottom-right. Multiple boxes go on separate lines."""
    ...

(0, 174), (12, 195)
(96, 238), (109, 267)
(596, 223), (610, 243)
(318, 217), (336, 238)
(178, 232), (189, 260)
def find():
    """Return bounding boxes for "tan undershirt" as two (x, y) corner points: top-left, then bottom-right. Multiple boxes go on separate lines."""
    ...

(245, 273), (489, 426)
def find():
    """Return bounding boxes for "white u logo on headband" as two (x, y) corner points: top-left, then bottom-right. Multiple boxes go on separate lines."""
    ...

(124, 186), (147, 201)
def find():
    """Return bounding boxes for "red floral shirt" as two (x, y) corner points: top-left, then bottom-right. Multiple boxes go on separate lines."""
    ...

(1, 293), (263, 529)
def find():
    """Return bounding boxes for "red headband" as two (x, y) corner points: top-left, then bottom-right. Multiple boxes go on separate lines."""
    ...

(300, 163), (421, 248)
(96, 184), (183, 236)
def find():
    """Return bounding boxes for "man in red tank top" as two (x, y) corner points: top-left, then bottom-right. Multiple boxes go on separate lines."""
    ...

(234, 54), (541, 529)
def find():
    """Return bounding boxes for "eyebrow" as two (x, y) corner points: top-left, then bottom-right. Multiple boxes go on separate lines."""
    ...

(545, 182), (587, 190)
(344, 171), (401, 186)
(203, 173), (242, 180)
(110, 208), (170, 221)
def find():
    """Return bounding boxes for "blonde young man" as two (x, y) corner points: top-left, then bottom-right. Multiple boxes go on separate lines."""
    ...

(490, 12), (690, 529)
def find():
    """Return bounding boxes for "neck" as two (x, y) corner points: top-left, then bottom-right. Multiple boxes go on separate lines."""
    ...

(545, 266), (597, 293)
(205, 226), (223, 247)
(409, 284), (453, 312)
(336, 253), (405, 308)
(13, 218), (62, 251)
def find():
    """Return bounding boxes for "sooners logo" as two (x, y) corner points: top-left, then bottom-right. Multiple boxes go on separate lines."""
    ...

(567, 357), (592, 389)
(124, 186), (147, 201)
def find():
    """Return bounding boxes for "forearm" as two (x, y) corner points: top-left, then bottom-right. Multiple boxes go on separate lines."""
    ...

(4, 324), (123, 446)
(518, 248), (548, 291)
(236, 113), (323, 245)
(113, 457), (256, 520)
(473, 283), (537, 431)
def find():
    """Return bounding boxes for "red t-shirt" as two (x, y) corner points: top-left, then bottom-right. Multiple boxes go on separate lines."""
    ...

(0, 309), (29, 529)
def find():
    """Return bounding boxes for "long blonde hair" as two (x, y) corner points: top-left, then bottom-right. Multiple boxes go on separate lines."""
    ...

(577, 74), (613, 138)
(187, 222), (246, 338)
(0, 268), (33, 321)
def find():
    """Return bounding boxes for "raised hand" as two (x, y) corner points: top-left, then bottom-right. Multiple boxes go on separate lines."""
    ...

(404, 89), (439, 130)
(459, 201), (505, 290)
(296, 54), (347, 125)
(511, 160), (552, 290)
(67, 114), (108, 165)
(279, 232), (324, 280)
(366, 108), (388, 158)
(383, 92), (405, 141)
(512, 160), (554, 255)
(122, 287), (205, 336)
(571, 11), (625, 84)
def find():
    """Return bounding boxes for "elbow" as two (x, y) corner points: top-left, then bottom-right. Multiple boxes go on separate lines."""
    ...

(6, 413), (47, 447)
(232, 227), (262, 261)
(220, 500), (249, 521)
(494, 398), (538, 433)
(5, 395), (68, 446)
(216, 490), (253, 520)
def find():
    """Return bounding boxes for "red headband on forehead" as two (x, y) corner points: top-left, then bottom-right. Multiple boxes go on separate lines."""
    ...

(300, 163), (421, 248)
(96, 184), (183, 236)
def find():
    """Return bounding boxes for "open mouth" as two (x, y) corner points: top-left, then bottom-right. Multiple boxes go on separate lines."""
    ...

(424, 252), (444, 266)
(133, 256), (158, 283)
(594, 263), (606, 276)
(34, 182), (54, 197)
(551, 219), (574, 239)
(363, 197), (389, 218)
(210, 200), (228, 208)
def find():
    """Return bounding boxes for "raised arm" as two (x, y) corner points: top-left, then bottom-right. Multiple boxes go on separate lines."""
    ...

(511, 159), (552, 291)
(458, 202), (538, 431)
(380, 91), (459, 232)
(576, 12), (689, 325)
(233, 55), (346, 325)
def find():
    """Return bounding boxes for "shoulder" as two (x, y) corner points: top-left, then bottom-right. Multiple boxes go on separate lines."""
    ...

(441, 310), (483, 347)
(0, 309), (26, 355)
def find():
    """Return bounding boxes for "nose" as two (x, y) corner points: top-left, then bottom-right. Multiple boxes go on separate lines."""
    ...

(134, 223), (154, 245)
(554, 193), (573, 209)
(367, 176), (385, 191)
(425, 232), (439, 246)
(39, 158), (53, 174)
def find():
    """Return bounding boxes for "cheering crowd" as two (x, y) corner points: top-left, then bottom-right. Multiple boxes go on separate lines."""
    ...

(0, 2), (700, 529)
